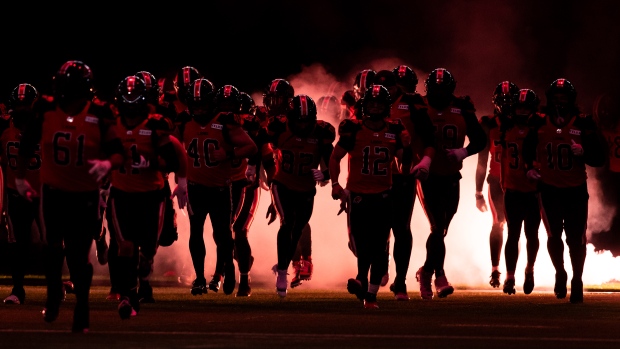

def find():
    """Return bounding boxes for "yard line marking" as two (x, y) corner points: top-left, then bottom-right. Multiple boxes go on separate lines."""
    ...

(445, 324), (560, 329)
(1, 330), (619, 343)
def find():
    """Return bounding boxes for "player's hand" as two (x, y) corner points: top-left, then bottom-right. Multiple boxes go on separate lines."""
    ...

(446, 147), (468, 163)
(526, 169), (541, 181)
(337, 190), (350, 215)
(131, 155), (150, 169)
(311, 169), (324, 182)
(571, 139), (584, 156)
(171, 177), (188, 209)
(245, 164), (256, 182)
(266, 203), (277, 225)
(475, 192), (488, 212)
(410, 156), (431, 180)
(15, 178), (37, 202)
(331, 183), (345, 200)
(88, 159), (112, 182)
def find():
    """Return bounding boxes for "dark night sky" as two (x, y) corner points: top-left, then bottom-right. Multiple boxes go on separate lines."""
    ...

(3, 0), (619, 115)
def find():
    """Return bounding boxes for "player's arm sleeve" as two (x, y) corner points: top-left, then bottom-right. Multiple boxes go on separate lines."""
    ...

(580, 116), (607, 167)
(463, 111), (487, 157)
(16, 115), (42, 179)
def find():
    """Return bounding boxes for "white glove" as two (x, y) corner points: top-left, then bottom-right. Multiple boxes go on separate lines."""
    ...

(410, 156), (431, 180)
(571, 139), (584, 156)
(88, 159), (112, 182)
(171, 177), (188, 209)
(526, 169), (541, 181)
(446, 147), (468, 163)
(131, 155), (150, 169)
(311, 169), (324, 182)
(245, 164), (256, 182)
(15, 178), (37, 201)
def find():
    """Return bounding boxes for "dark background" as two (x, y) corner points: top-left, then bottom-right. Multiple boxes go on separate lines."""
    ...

(3, 0), (619, 116)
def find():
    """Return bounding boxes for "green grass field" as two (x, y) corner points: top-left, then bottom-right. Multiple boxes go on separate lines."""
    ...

(1, 284), (620, 349)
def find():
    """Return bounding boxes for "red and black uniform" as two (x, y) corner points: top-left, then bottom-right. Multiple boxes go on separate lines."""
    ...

(262, 116), (335, 271)
(18, 98), (124, 329)
(180, 111), (239, 280)
(338, 118), (404, 288)
(479, 114), (506, 270)
(230, 113), (262, 275)
(0, 115), (42, 296)
(523, 111), (606, 287)
(106, 113), (177, 308)
(499, 118), (541, 275)
(418, 96), (486, 275)
(388, 92), (435, 285)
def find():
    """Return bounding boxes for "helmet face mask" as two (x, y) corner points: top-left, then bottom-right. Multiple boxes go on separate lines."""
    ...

(362, 85), (392, 121)
(493, 81), (520, 117)
(288, 95), (317, 135)
(115, 75), (149, 121)
(316, 95), (340, 120)
(393, 65), (418, 94)
(354, 69), (377, 101)
(10, 83), (38, 110)
(136, 71), (160, 105)
(263, 79), (294, 116)
(425, 68), (456, 108)
(545, 78), (576, 117)
(187, 78), (215, 121)
(174, 66), (202, 104)
(239, 92), (256, 115)
(214, 85), (241, 113)
(513, 89), (539, 124)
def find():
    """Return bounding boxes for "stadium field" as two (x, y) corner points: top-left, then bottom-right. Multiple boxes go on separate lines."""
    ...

(1, 284), (620, 349)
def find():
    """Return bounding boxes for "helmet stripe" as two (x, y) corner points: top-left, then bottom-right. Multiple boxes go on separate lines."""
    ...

(224, 85), (232, 97)
(519, 89), (528, 102)
(502, 81), (510, 94)
(127, 76), (136, 92)
(183, 67), (191, 84)
(436, 69), (444, 84)
(557, 79), (565, 88)
(398, 65), (407, 78)
(270, 80), (280, 92)
(18, 84), (27, 100)
(372, 85), (381, 97)
(194, 79), (201, 97)
(361, 71), (368, 90)
(300, 95), (308, 115)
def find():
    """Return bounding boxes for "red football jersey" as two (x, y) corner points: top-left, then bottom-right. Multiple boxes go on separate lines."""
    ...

(39, 102), (110, 192)
(111, 116), (165, 192)
(424, 98), (468, 176)
(339, 119), (402, 193)
(536, 116), (587, 187)
(501, 124), (536, 192)
(183, 112), (239, 187)
(0, 121), (41, 191)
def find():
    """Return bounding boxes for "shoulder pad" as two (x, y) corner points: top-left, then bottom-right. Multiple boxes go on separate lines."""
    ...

(317, 120), (336, 143)
(341, 90), (356, 107)
(267, 116), (287, 134)
(527, 112), (546, 127)
(218, 112), (241, 125)
(479, 115), (498, 128)
(89, 102), (115, 121)
(146, 114), (175, 131)
(453, 96), (476, 112)
(388, 119), (405, 133)
(338, 118), (361, 135)
(574, 113), (596, 129)
(403, 93), (425, 105)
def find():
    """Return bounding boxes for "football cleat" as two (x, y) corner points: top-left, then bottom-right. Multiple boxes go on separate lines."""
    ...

(106, 291), (121, 301)
(363, 293), (379, 309)
(299, 257), (313, 281)
(347, 278), (365, 301)
(118, 297), (137, 320)
(554, 270), (568, 299)
(389, 282), (410, 301)
(4, 288), (25, 305)
(190, 278), (207, 296)
(489, 270), (501, 288)
(4, 294), (22, 305)
(290, 261), (302, 288)
(42, 301), (60, 323)
(503, 278), (516, 295)
(570, 279), (584, 304)
(434, 274), (454, 298)
(272, 264), (288, 297)
(416, 267), (434, 300)
(63, 281), (75, 294)
(208, 274), (223, 293)
(236, 278), (251, 297)
(523, 271), (535, 295)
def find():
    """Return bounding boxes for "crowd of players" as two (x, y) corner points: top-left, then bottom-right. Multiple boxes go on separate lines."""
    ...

(0, 59), (613, 332)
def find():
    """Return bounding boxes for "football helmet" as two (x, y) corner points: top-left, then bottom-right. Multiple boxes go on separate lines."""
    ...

(393, 65), (418, 93)
(52, 60), (94, 102)
(174, 66), (202, 104)
(546, 78), (577, 106)
(492, 81), (520, 116)
(114, 75), (149, 120)
(186, 78), (216, 119)
(513, 88), (540, 124)
(214, 85), (242, 113)
(10, 83), (39, 109)
(361, 85), (392, 120)
(424, 68), (456, 95)
(263, 78), (294, 116)
(354, 69), (376, 101)
(136, 71), (160, 105)
(288, 94), (317, 134)
(316, 95), (340, 120)
(239, 92), (256, 115)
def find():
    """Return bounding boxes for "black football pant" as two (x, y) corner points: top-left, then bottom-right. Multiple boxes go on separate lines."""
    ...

(503, 189), (541, 273)
(271, 181), (315, 271)
(41, 185), (99, 328)
(188, 182), (233, 279)
(539, 182), (589, 282)
(487, 175), (506, 268)
(231, 179), (259, 274)
(5, 189), (41, 290)
(347, 190), (393, 287)
(107, 187), (165, 304)
(417, 174), (460, 275)
(389, 173), (416, 284)
(292, 223), (312, 262)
